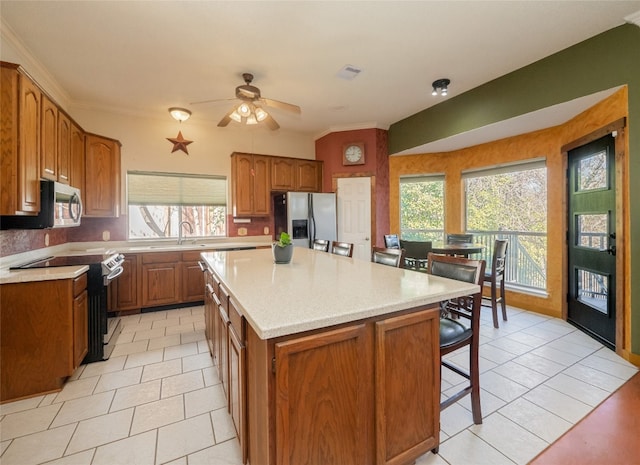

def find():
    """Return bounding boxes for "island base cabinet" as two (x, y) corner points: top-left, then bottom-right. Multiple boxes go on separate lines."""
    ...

(274, 324), (373, 465)
(375, 310), (441, 465)
(245, 305), (440, 465)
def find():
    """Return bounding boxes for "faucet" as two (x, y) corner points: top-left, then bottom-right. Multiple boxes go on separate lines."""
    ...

(178, 221), (193, 245)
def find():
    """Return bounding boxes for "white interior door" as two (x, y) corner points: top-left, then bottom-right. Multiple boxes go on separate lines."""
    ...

(337, 177), (371, 261)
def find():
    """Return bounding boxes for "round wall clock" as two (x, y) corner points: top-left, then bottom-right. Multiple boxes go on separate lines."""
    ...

(343, 142), (365, 165)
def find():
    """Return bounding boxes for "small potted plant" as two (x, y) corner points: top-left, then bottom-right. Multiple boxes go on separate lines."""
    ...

(272, 231), (294, 264)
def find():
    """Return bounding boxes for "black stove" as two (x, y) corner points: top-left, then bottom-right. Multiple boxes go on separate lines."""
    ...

(12, 252), (125, 364)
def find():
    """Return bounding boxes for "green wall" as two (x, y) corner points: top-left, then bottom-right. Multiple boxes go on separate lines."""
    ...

(389, 24), (640, 354)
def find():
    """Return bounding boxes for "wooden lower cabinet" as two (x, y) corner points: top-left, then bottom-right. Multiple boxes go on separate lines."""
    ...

(181, 251), (206, 303)
(229, 321), (247, 463)
(72, 274), (89, 369)
(274, 324), (372, 465)
(248, 307), (439, 465)
(110, 254), (139, 311)
(142, 256), (180, 307)
(0, 274), (88, 402)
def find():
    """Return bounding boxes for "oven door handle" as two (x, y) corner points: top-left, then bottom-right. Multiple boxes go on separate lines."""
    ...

(105, 266), (124, 283)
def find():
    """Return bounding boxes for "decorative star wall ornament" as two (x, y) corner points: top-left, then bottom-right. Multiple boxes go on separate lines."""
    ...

(166, 131), (193, 154)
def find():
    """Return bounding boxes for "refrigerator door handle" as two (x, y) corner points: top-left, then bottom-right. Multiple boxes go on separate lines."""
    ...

(308, 194), (316, 248)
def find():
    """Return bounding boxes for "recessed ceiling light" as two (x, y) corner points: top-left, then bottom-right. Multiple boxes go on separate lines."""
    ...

(336, 65), (362, 80)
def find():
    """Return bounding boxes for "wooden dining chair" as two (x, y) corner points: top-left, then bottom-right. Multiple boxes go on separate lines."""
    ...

(331, 241), (354, 257)
(371, 246), (405, 267)
(446, 233), (474, 244)
(482, 239), (509, 328)
(400, 240), (432, 271)
(427, 252), (486, 425)
(383, 234), (400, 249)
(312, 239), (330, 252)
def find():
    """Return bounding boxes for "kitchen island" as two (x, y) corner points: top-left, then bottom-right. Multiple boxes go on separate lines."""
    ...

(200, 247), (479, 465)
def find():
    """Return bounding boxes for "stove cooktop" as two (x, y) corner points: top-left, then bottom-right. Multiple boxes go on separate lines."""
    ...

(12, 255), (107, 269)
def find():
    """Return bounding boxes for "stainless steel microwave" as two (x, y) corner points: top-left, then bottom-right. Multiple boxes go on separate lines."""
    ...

(0, 180), (83, 229)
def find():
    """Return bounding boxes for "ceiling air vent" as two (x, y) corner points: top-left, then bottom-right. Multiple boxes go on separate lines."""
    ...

(336, 65), (362, 80)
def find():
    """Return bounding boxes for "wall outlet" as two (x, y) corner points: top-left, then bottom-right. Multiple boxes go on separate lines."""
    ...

(102, 230), (110, 241)
(44, 233), (50, 246)
(263, 226), (270, 235)
(238, 227), (247, 236)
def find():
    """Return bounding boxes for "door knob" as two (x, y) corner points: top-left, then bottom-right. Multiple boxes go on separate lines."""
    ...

(600, 245), (616, 256)
(365, 237), (370, 241)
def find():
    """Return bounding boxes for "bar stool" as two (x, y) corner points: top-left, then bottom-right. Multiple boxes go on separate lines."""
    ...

(331, 241), (354, 257)
(482, 239), (508, 328)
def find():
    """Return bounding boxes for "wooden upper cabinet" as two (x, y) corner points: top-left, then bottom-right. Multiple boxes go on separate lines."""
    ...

(231, 152), (271, 216)
(84, 133), (121, 217)
(295, 159), (322, 192)
(271, 157), (296, 191)
(41, 94), (58, 181)
(0, 64), (41, 215)
(57, 111), (71, 184)
(70, 123), (85, 191)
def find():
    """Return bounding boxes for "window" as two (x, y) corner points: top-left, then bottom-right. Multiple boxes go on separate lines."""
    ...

(464, 160), (547, 290)
(127, 171), (226, 240)
(399, 175), (444, 242)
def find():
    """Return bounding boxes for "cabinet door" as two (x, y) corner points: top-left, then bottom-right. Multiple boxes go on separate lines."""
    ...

(18, 74), (41, 213)
(73, 290), (88, 368)
(295, 160), (322, 192)
(40, 95), (58, 181)
(374, 308), (440, 464)
(229, 324), (247, 464)
(142, 263), (180, 307)
(252, 155), (270, 215)
(85, 134), (121, 217)
(70, 123), (85, 191)
(271, 157), (295, 191)
(204, 271), (215, 355)
(274, 324), (371, 465)
(181, 261), (205, 302)
(232, 153), (254, 216)
(218, 304), (230, 399)
(57, 111), (71, 184)
(112, 255), (138, 310)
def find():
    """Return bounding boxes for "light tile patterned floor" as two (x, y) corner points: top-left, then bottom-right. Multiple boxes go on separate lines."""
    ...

(0, 304), (637, 465)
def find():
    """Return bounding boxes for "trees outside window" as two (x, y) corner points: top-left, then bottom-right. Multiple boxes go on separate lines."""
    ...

(464, 161), (547, 290)
(399, 175), (444, 242)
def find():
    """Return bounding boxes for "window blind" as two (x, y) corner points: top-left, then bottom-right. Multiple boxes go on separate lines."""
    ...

(128, 172), (227, 206)
(461, 158), (546, 179)
(399, 173), (445, 184)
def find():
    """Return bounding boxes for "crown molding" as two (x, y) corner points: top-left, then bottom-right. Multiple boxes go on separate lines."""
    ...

(1, 18), (72, 106)
(625, 10), (640, 27)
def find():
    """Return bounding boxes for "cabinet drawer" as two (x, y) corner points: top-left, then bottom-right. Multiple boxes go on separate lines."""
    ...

(228, 297), (245, 340)
(142, 252), (181, 264)
(73, 273), (87, 296)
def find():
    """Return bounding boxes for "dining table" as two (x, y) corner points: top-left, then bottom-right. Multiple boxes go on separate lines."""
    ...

(430, 242), (485, 257)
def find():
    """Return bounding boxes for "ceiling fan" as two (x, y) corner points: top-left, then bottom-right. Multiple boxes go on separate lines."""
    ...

(191, 73), (301, 130)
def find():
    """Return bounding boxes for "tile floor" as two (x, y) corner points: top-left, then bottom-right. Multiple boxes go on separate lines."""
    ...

(0, 304), (637, 465)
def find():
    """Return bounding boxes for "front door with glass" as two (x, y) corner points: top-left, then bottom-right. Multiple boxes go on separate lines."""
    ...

(567, 134), (616, 349)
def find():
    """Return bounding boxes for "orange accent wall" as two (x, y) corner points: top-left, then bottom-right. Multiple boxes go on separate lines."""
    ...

(389, 88), (628, 319)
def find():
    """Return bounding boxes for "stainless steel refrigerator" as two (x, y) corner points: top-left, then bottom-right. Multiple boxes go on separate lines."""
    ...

(273, 192), (337, 248)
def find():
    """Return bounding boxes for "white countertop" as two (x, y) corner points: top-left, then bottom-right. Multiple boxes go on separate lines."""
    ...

(0, 265), (89, 284)
(201, 247), (480, 339)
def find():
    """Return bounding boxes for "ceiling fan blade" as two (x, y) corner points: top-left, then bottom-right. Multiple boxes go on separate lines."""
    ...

(217, 109), (234, 127)
(264, 114), (280, 130)
(260, 98), (301, 114)
(190, 97), (235, 106)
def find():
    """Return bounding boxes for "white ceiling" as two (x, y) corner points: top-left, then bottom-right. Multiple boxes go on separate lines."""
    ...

(1, 1), (639, 151)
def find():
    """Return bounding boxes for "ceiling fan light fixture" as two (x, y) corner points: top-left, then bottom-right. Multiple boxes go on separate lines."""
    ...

(237, 103), (251, 117)
(431, 78), (451, 97)
(168, 107), (192, 122)
(255, 107), (268, 121)
(229, 111), (242, 123)
(246, 114), (258, 125)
